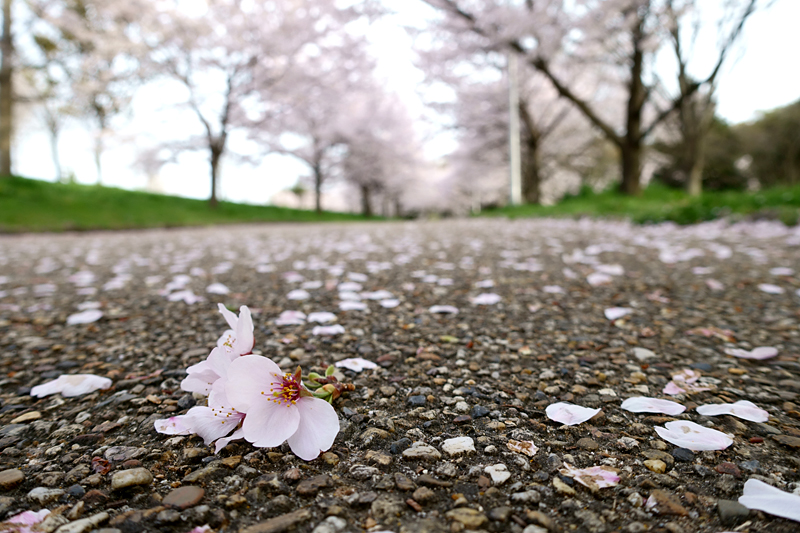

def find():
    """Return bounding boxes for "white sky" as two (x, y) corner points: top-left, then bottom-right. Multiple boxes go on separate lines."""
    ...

(13, 0), (800, 205)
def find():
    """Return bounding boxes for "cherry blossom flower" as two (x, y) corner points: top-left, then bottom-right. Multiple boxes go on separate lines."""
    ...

(226, 355), (339, 460)
(560, 463), (620, 492)
(724, 346), (778, 360)
(738, 479), (800, 523)
(335, 358), (378, 372)
(545, 402), (601, 426)
(181, 380), (245, 452)
(653, 420), (733, 451)
(216, 304), (254, 356)
(470, 293), (501, 305)
(66, 309), (103, 325)
(31, 374), (112, 397)
(154, 416), (192, 436)
(620, 397), (686, 415)
(696, 400), (769, 422)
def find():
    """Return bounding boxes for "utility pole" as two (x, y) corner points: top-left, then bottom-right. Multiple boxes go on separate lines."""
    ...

(507, 52), (522, 205)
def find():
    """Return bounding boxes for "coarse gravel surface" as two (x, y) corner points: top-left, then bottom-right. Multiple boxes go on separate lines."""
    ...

(1, 218), (800, 533)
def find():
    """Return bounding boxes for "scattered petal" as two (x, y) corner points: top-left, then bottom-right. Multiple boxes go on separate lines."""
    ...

(67, 309), (103, 325)
(339, 301), (367, 311)
(587, 272), (613, 286)
(507, 439), (538, 457)
(621, 397), (686, 415)
(312, 324), (345, 336)
(604, 307), (632, 321)
(653, 420), (733, 451)
(545, 402), (601, 426)
(758, 283), (784, 294)
(429, 305), (459, 314)
(706, 279), (725, 291)
(31, 374), (112, 398)
(379, 298), (400, 308)
(335, 357), (378, 372)
(307, 311), (337, 323)
(739, 479), (800, 523)
(560, 462), (620, 492)
(724, 346), (778, 360)
(206, 283), (229, 294)
(770, 267), (794, 276)
(275, 310), (306, 326)
(470, 293), (501, 305)
(287, 289), (310, 300)
(696, 400), (769, 422)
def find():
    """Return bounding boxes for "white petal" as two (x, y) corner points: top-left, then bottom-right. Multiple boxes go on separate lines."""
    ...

(286, 397), (340, 461)
(724, 346), (778, 360)
(739, 479), (800, 523)
(312, 325), (345, 336)
(653, 420), (733, 451)
(154, 416), (192, 435)
(470, 293), (501, 305)
(66, 309), (103, 325)
(621, 397), (686, 415)
(31, 374), (112, 398)
(307, 312), (337, 323)
(604, 307), (632, 321)
(429, 305), (459, 314)
(335, 358), (378, 372)
(206, 283), (230, 294)
(696, 400), (769, 422)
(545, 402), (600, 426)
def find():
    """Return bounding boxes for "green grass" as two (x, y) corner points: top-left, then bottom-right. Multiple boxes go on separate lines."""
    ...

(0, 176), (369, 233)
(482, 183), (800, 226)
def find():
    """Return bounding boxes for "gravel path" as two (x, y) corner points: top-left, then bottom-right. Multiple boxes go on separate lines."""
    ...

(1, 218), (799, 533)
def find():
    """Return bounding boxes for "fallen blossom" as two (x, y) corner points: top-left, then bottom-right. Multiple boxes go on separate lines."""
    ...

(705, 279), (725, 291)
(738, 479), (800, 523)
(587, 272), (613, 286)
(696, 400), (769, 422)
(663, 368), (713, 395)
(339, 301), (368, 311)
(301, 280), (322, 290)
(770, 267), (794, 276)
(206, 283), (230, 294)
(653, 420), (733, 451)
(528, 303), (542, 313)
(31, 374), (112, 398)
(507, 439), (538, 457)
(168, 290), (205, 304)
(154, 416), (192, 435)
(226, 355), (339, 461)
(542, 285), (564, 294)
(312, 324), (345, 336)
(77, 301), (101, 310)
(470, 293), (501, 305)
(2, 509), (51, 533)
(287, 289), (310, 300)
(379, 299), (400, 308)
(560, 462), (620, 492)
(66, 309), (103, 325)
(724, 346), (778, 360)
(361, 290), (393, 300)
(429, 305), (459, 314)
(337, 281), (362, 292)
(545, 402), (601, 426)
(685, 326), (736, 342)
(620, 397), (686, 415)
(604, 307), (632, 321)
(307, 312), (337, 323)
(474, 279), (494, 288)
(275, 310), (306, 326)
(758, 283), (784, 294)
(335, 358), (378, 372)
(181, 347), (233, 396)
(216, 304), (254, 356)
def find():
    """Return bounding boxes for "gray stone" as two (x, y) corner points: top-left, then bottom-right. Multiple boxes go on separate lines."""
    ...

(718, 499), (750, 525)
(311, 516), (348, 533)
(402, 441), (441, 461)
(53, 512), (109, 533)
(28, 487), (65, 504)
(110, 468), (153, 490)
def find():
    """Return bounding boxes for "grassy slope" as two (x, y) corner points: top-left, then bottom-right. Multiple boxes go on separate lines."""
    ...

(0, 176), (367, 233)
(482, 183), (800, 226)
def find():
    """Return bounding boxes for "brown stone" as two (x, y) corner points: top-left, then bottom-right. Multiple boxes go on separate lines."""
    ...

(0, 469), (24, 491)
(163, 485), (205, 510)
(715, 462), (742, 478)
(238, 508), (312, 533)
(647, 490), (688, 516)
(411, 486), (437, 504)
(366, 450), (392, 466)
(575, 438), (599, 451)
(445, 508), (488, 529)
(296, 475), (333, 496)
(772, 435), (800, 448)
(394, 473), (416, 491)
(416, 474), (452, 488)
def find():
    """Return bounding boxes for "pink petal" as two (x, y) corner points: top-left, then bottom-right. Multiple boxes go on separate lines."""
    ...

(31, 374), (112, 398)
(241, 400), (300, 448)
(653, 420), (733, 451)
(758, 283), (784, 294)
(470, 293), (501, 305)
(725, 346), (778, 360)
(181, 360), (220, 396)
(6, 509), (51, 527)
(620, 397), (686, 415)
(587, 272), (613, 286)
(696, 400), (769, 423)
(206, 283), (229, 295)
(154, 416), (192, 435)
(604, 307), (632, 321)
(183, 404), (242, 445)
(380, 299), (400, 308)
(226, 355), (283, 413)
(287, 289), (310, 300)
(545, 402), (600, 426)
(307, 312), (337, 323)
(560, 463), (620, 491)
(218, 303), (238, 329)
(214, 427), (245, 454)
(739, 479), (800, 523)
(234, 306), (254, 355)
(286, 397), (339, 461)
(339, 301), (367, 311)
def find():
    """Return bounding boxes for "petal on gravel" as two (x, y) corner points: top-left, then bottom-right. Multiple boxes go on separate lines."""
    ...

(724, 346), (778, 360)
(287, 289), (310, 300)
(429, 305), (459, 314)
(560, 462), (620, 492)
(507, 439), (538, 457)
(696, 400), (769, 422)
(545, 402), (601, 426)
(206, 283), (229, 294)
(307, 311), (337, 323)
(470, 293), (501, 305)
(31, 374), (112, 398)
(758, 283), (784, 294)
(66, 309), (103, 325)
(335, 357), (378, 372)
(653, 420), (733, 451)
(604, 307), (632, 321)
(312, 324), (345, 336)
(739, 479), (800, 523)
(621, 397), (686, 415)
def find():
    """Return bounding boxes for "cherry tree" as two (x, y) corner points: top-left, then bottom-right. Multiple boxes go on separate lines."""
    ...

(0, 0), (12, 176)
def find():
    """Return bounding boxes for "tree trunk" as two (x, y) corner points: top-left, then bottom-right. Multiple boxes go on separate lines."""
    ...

(0, 0), (13, 177)
(209, 148), (220, 209)
(686, 133), (706, 196)
(49, 125), (61, 181)
(313, 164), (322, 213)
(620, 142), (642, 196)
(360, 184), (372, 217)
(522, 137), (541, 204)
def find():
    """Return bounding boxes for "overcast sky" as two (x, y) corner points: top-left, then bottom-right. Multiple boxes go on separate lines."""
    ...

(15, 0), (800, 205)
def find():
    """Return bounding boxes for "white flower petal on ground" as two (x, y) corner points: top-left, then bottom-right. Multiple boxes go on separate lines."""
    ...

(167, 290), (205, 304)
(338, 291), (361, 301)
(769, 267), (794, 276)
(339, 301), (368, 311)
(275, 310), (306, 326)
(76, 301), (101, 310)
(379, 299), (400, 308)
(470, 293), (501, 305)
(337, 281), (362, 292)
(587, 272), (613, 286)
(724, 346), (778, 360)
(287, 289), (310, 300)
(4, 509), (51, 531)
(653, 420), (733, 451)
(361, 290), (393, 300)
(154, 416), (192, 435)
(560, 462), (620, 492)
(312, 324), (345, 336)
(596, 264), (624, 276)
(738, 479), (800, 523)
(347, 272), (368, 282)
(429, 305), (459, 314)
(335, 357), (378, 372)
(621, 397), (686, 415)
(706, 279), (725, 291)
(66, 309), (103, 325)
(506, 439), (538, 457)
(474, 279), (494, 288)
(206, 283), (229, 294)
(604, 307), (632, 321)
(282, 271), (304, 283)
(301, 280), (323, 290)
(542, 285), (564, 294)
(545, 402), (601, 426)
(307, 312), (337, 323)
(31, 374), (112, 398)
(758, 283), (784, 294)
(696, 400), (769, 422)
